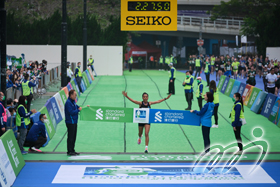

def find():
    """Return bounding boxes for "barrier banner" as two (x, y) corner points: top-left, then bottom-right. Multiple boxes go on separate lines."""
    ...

(261, 93), (277, 118)
(30, 112), (41, 124)
(237, 83), (246, 96)
(268, 98), (280, 124)
(85, 70), (92, 84)
(80, 79), (86, 93)
(0, 138), (16, 187)
(39, 107), (55, 139)
(72, 79), (81, 97)
(229, 80), (241, 98)
(66, 82), (73, 92)
(224, 78), (235, 96)
(251, 91), (267, 114)
(0, 130), (25, 176)
(220, 77), (230, 94)
(59, 90), (67, 105)
(241, 84), (252, 102)
(247, 87), (262, 109)
(243, 86), (254, 106)
(62, 87), (69, 98)
(87, 67), (94, 80)
(54, 93), (65, 119)
(46, 97), (63, 129)
(80, 106), (133, 122)
(217, 75), (226, 91)
(149, 109), (200, 126)
(82, 72), (90, 88)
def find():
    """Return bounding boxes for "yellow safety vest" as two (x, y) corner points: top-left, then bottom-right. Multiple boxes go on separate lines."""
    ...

(213, 89), (219, 104)
(16, 104), (30, 127)
(195, 59), (201, 67)
(169, 67), (176, 78)
(88, 58), (94, 65)
(184, 77), (192, 90)
(129, 57), (133, 64)
(211, 57), (215, 65)
(159, 57), (163, 63)
(75, 67), (82, 77)
(22, 81), (33, 96)
(231, 102), (245, 122)
(196, 82), (204, 98)
(205, 63), (209, 73)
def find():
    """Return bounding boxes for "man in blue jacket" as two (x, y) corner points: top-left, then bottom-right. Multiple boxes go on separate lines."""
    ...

(26, 114), (47, 152)
(65, 90), (89, 156)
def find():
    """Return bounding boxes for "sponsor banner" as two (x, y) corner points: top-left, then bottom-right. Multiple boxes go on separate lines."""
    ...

(30, 112), (41, 124)
(243, 86), (254, 106)
(0, 130), (25, 176)
(59, 90), (67, 105)
(268, 98), (280, 124)
(224, 78), (235, 96)
(72, 79), (81, 97)
(149, 109), (200, 126)
(39, 107), (55, 139)
(66, 82), (73, 92)
(220, 77), (230, 94)
(241, 84), (252, 103)
(52, 165), (275, 184)
(247, 87), (261, 109)
(80, 79), (87, 93)
(82, 72), (90, 88)
(0, 139), (16, 187)
(237, 83), (246, 96)
(217, 75), (226, 92)
(85, 70), (92, 84)
(80, 106), (133, 123)
(87, 67), (94, 81)
(62, 87), (69, 98)
(261, 93), (277, 118)
(53, 93), (65, 119)
(229, 80), (241, 98)
(46, 97), (63, 129)
(251, 91), (267, 114)
(133, 108), (150, 124)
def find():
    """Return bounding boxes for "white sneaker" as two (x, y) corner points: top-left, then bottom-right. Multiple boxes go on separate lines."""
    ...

(234, 150), (243, 155)
(212, 124), (219, 128)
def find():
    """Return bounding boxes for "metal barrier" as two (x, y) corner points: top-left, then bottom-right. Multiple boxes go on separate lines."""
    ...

(5, 65), (62, 101)
(177, 15), (244, 30)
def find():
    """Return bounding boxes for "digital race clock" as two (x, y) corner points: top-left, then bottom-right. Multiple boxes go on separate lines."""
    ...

(128, 1), (171, 11)
(121, 0), (177, 31)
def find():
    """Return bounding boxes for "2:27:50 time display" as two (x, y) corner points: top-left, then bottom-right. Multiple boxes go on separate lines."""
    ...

(128, 1), (171, 11)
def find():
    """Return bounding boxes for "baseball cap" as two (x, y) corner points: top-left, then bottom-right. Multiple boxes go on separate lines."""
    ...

(169, 63), (173, 66)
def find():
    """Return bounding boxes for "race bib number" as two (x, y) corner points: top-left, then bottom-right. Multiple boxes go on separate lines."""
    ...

(234, 66), (237, 69)
(227, 67), (231, 70)
(220, 65), (224, 68)
(259, 63), (262, 66)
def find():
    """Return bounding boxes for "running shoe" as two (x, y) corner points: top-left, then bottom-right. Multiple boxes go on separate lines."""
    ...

(145, 148), (148, 153)
(137, 137), (142, 145)
(212, 124), (219, 128)
(21, 150), (28, 155)
(234, 150), (243, 155)
(31, 147), (42, 153)
(28, 148), (35, 152)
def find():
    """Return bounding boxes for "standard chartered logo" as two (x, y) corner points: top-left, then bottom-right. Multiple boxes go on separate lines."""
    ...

(96, 108), (103, 120)
(154, 111), (162, 122)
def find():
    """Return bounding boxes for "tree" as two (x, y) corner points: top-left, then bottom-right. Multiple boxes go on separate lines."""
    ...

(211, 0), (280, 56)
